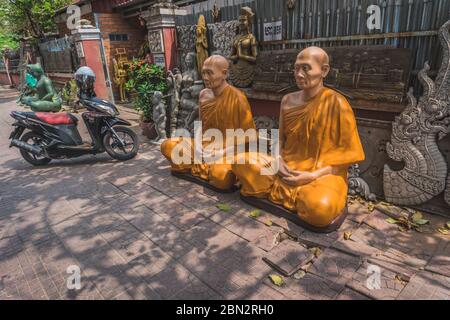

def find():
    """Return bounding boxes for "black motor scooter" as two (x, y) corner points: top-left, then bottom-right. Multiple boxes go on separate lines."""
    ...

(9, 66), (139, 166)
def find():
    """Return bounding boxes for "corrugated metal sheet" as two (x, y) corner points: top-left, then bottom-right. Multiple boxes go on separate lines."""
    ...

(176, 0), (450, 91)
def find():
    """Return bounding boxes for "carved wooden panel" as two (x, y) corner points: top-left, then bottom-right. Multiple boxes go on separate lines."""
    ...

(253, 46), (412, 104)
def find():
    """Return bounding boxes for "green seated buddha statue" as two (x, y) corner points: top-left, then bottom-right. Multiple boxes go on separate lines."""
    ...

(19, 63), (62, 112)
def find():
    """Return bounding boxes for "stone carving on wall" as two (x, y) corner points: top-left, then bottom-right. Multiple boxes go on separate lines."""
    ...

(208, 20), (239, 58)
(253, 47), (411, 103)
(383, 20), (450, 207)
(148, 30), (164, 53)
(176, 25), (196, 65)
(349, 164), (377, 201)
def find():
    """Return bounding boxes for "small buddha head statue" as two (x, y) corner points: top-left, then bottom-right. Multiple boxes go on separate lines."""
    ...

(238, 7), (255, 34)
(201, 55), (229, 90)
(185, 52), (197, 71)
(294, 46), (330, 91)
(173, 67), (181, 75)
(152, 91), (163, 106)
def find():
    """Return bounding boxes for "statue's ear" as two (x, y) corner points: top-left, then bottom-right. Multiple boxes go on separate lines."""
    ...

(322, 64), (330, 78)
(223, 68), (228, 79)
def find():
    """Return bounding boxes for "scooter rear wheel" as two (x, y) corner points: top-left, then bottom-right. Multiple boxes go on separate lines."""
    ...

(103, 126), (139, 161)
(20, 131), (52, 166)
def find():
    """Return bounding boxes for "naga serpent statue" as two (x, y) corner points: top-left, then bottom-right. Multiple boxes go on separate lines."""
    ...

(383, 20), (450, 206)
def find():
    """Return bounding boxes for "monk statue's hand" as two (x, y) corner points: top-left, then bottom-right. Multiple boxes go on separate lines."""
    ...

(281, 171), (317, 186)
(277, 158), (294, 178)
(278, 164), (292, 178)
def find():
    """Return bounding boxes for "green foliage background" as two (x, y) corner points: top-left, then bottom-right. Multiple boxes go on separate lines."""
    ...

(125, 60), (167, 122)
(0, 0), (72, 49)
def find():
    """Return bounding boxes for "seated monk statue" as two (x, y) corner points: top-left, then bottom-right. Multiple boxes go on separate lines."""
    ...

(161, 55), (256, 191)
(232, 47), (365, 231)
(20, 63), (62, 112)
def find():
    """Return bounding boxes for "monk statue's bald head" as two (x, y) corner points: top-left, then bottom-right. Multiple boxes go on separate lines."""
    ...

(203, 55), (229, 73)
(202, 55), (230, 91)
(294, 46), (331, 91)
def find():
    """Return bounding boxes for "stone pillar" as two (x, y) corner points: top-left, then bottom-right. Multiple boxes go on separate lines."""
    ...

(141, 2), (187, 71)
(71, 26), (110, 100)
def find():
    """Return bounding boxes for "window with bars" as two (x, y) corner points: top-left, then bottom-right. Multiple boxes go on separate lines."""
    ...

(109, 34), (129, 42)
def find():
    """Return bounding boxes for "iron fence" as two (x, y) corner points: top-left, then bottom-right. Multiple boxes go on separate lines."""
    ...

(38, 36), (79, 73)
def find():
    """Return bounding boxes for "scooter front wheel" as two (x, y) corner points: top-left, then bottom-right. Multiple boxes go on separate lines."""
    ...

(103, 126), (139, 161)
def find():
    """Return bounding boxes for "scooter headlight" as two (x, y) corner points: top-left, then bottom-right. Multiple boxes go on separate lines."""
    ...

(100, 104), (118, 116)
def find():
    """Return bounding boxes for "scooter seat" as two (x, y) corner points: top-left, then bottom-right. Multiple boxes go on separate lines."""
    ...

(35, 112), (78, 125)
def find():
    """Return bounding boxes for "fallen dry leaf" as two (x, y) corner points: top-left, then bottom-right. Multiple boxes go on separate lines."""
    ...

(344, 231), (352, 240)
(411, 211), (423, 222)
(378, 201), (392, 207)
(438, 228), (449, 235)
(293, 270), (306, 280)
(385, 217), (398, 224)
(249, 209), (261, 218)
(269, 274), (284, 286)
(301, 262), (313, 272)
(395, 275), (408, 285)
(414, 219), (429, 226)
(308, 247), (322, 258)
(264, 219), (273, 227)
(217, 203), (232, 212)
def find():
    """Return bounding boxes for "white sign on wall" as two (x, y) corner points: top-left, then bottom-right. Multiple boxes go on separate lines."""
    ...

(153, 53), (166, 68)
(263, 20), (283, 41)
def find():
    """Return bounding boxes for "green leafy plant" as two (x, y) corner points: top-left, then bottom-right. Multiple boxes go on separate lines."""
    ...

(125, 59), (167, 122)
(0, 0), (72, 39)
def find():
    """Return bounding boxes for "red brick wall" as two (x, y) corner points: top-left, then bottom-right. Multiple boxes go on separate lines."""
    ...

(97, 13), (146, 98)
(56, 9), (147, 99)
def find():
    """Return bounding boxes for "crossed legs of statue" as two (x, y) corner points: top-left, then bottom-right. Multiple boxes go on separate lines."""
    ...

(21, 96), (62, 112)
(232, 152), (349, 231)
(161, 138), (237, 191)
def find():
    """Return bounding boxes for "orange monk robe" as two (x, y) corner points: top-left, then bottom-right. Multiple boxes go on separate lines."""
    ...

(232, 88), (365, 227)
(161, 85), (256, 190)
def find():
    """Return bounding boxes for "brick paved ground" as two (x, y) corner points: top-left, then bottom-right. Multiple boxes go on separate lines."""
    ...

(0, 85), (449, 300)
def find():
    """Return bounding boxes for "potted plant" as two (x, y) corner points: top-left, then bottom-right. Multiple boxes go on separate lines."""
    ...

(125, 59), (167, 139)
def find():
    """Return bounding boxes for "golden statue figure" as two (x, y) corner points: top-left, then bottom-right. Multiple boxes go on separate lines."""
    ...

(196, 15), (209, 76)
(112, 48), (130, 102)
(232, 47), (365, 232)
(229, 7), (258, 88)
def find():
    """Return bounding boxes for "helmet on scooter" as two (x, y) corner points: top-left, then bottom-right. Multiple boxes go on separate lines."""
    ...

(75, 66), (96, 97)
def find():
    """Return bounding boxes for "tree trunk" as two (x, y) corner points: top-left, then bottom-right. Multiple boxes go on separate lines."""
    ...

(3, 56), (14, 87)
